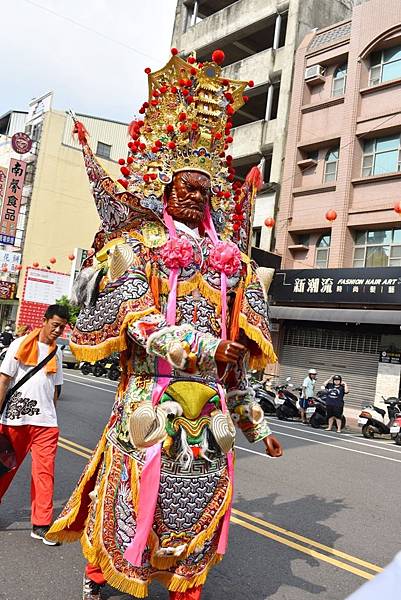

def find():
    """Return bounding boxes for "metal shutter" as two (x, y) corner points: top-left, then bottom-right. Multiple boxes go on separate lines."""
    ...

(279, 327), (380, 409)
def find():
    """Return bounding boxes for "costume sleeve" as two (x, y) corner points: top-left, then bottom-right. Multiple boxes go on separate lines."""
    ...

(129, 318), (220, 377)
(238, 261), (277, 370)
(225, 352), (271, 443)
(71, 238), (220, 375)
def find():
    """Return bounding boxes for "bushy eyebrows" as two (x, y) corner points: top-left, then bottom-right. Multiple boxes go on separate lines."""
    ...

(182, 172), (211, 191)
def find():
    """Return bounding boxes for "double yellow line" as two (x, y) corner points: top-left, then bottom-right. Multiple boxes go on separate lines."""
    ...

(58, 436), (383, 581)
(231, 509), (382, 580)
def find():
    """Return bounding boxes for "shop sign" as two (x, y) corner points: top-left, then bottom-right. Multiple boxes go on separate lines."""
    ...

(379, 350), (401, 364)
(270, 267), (401, 305)
(0, 167), (7, 202)
(0, 159), (27, 245)
(11, 132), (32, 155)
(0, 281), (16, 300)
(0, 250), (21, 272)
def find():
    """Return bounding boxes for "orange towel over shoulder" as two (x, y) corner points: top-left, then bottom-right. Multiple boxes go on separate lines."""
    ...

(14, 328), (58, 374)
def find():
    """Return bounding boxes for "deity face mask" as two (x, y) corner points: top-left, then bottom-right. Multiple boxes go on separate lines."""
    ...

(166, 171), (211, 227)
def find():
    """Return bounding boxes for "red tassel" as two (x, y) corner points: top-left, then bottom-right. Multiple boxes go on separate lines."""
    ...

(128, 120), (141, 139)
(245, 165), (263, 190)
(72, 121), (89, 145)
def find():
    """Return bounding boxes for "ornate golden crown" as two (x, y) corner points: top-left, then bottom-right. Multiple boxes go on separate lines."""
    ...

(118, 50), (249, 202)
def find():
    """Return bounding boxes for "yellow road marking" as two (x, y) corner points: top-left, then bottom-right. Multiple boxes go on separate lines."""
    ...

(230, 516), (375, 581)
(58, 441), (92, 460)
(231, 508), (383, 573)
(59, 436), (94, 454)
(57, 436), (383, 580)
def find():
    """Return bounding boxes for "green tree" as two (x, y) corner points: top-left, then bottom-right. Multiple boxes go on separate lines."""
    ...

(56, 295), (80, 326)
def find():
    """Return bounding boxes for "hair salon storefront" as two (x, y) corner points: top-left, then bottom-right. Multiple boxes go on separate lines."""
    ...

(269, 267), (401, 407)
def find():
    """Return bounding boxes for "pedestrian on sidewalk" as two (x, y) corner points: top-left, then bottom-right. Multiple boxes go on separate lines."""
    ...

(300, 369), (317, 423)
(0, 304), (69, 545)
(324, 374), (348, 432)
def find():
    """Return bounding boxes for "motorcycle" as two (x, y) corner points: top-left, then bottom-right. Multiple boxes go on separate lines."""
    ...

(358, 396), (401, 443)
(80, 361), (93, 376)
(107, 354), (121, 381)
(275, 378), (301, 420)
(253, 380), (276, 415)
(307, 389), (347, 430)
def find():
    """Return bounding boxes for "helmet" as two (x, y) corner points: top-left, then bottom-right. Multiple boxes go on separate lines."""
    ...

(308, 369), (317, 375)
(4, 326), (11, 332)
(333, 374), (342, 381)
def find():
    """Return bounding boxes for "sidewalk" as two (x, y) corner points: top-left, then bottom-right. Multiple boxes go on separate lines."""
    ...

(344, 406), (361, 431)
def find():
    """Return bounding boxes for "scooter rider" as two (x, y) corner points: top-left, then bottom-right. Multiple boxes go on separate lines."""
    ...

(300, 369), (317, 424)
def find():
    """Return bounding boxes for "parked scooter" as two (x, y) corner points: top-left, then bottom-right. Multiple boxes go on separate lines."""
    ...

(307, 389), (347, 430)
(358, 396), (401, 443)
(80, 361), (93, 376)
(275, 378), (301, 420)
(251, 378), (276, 415)
(107, 354), (121, 381)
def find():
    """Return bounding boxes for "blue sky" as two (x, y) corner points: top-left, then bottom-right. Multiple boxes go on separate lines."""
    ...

(1, 0), (177, 122)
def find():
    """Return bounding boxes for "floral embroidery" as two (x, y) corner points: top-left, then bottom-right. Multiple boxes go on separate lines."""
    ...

(5, 392), (40, 420)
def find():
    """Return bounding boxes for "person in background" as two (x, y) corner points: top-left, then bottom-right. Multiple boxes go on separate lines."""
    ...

(300, 368), (317, 423)
(324, 374), (348, 433)
(0, 304), (69, 545)
(0, 326), (14, 348)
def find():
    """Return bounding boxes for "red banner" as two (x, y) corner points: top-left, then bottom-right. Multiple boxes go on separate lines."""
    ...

(0, 159), (26, 245)
(0, 167), (7, 205)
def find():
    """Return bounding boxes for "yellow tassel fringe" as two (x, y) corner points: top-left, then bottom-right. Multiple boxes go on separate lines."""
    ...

(239, 313), (277, 369)
(71, 308), (156, 362)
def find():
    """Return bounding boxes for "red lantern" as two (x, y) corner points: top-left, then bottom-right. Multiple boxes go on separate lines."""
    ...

(68, 253), (75, 261)
(49, 257), (56, 264)
(1, 266), (7, 273)
(325, 209), (337, 222)
(15, 264), (23, 271)
(33, 261), (39, 268)
(264, 217), (275, 228)
(394, 201), (401, 215)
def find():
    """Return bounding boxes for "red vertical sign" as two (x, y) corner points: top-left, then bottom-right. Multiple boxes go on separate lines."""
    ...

(0, 158), (26, 245)
(0, 167), (7, 205)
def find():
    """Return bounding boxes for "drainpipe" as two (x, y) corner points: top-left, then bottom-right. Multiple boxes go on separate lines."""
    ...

(191, 0), (199, 27)
(273, 13), (282, 50)
(265, 81), (274, 121)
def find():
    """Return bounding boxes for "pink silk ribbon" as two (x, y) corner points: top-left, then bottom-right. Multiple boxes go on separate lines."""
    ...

(124, 201), (233, 566)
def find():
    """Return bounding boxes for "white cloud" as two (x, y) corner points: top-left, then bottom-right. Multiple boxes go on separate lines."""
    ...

(1, 0), (177, 122)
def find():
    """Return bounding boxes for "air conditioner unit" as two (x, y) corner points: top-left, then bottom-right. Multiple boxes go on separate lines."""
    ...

(305, 64), (325, 80)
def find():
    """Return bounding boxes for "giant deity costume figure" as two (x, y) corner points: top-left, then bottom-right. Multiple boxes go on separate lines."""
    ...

(47, 49), (282, 599)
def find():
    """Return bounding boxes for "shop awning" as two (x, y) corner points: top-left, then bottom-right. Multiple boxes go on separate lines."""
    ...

(269, 306), (401, 325)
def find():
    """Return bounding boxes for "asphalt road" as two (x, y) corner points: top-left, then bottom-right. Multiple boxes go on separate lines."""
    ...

(0, 369), (400, 600)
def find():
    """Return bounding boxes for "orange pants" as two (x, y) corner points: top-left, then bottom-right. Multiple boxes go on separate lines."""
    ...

(85, 564), (202, 598)
(0, 424), (59, 525)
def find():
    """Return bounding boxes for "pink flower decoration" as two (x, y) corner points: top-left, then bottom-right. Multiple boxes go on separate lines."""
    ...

(209, 241), (241, 276)
(160, 237), (194, 269)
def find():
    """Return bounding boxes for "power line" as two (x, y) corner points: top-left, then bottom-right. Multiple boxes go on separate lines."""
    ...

(22, 0), (158, 63)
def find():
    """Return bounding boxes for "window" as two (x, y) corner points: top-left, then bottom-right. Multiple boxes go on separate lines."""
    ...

(353, 229), (401, 267)
(96, 141), (112, 159)
(362, 135), (401, 177)
(332, 64), (347, 97)
(323, 148), (339, 183)
(369, 45), (401, 86)
(297, 234), (310, 247)
(315, 234), (331, 268)
(252, 227), (262, 248)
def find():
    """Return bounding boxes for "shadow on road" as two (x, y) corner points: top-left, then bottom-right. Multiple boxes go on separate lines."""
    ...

(101, 493), (347, 600)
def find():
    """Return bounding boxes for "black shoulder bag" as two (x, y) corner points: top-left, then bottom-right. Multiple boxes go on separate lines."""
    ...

(0, 347), (58, 475)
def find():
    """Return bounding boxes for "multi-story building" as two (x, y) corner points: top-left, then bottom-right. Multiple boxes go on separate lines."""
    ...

(172, 0), (358, 251)
(272, 0), (401, 405)
(0, 93), (129, 327)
